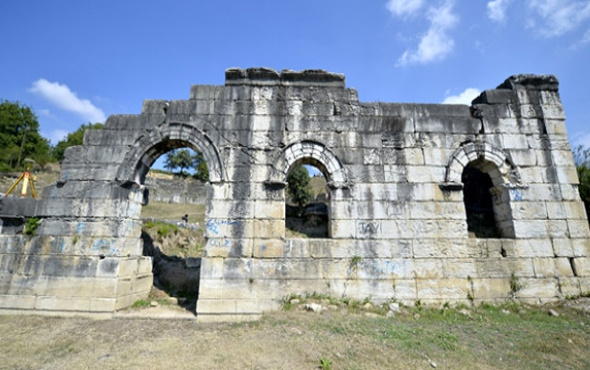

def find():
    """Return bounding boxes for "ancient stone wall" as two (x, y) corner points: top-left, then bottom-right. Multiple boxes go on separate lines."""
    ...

(144, 176), (206, 205)
(0, 68), (588, 320)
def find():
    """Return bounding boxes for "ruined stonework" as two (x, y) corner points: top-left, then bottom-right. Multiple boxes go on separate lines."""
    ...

(0, 68), (589, 320)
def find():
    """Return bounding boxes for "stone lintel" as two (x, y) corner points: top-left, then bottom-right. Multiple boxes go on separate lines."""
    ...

(497, 74), (559, 91)
(225, 67), (345, 88)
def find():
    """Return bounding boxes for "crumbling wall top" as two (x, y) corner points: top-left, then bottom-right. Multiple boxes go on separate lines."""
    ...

(497, 74), (559, 91)
(472, 74), (559, 105)
(225, 67), (345, 88)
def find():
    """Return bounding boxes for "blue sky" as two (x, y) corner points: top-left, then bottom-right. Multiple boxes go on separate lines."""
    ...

(2, 0), (590, 155)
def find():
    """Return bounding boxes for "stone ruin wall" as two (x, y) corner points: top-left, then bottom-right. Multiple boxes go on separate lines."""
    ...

(0, 68), (589, 321)
(144, 176), (206, 205)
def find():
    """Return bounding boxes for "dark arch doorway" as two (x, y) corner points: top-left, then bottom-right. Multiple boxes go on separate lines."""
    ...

(462, 163), (501, 238)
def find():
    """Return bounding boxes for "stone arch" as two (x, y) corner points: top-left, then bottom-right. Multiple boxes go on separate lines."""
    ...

(116, 122), (226, 185)
(444, 142), (519, 238)
(268, 140), (350, 188)
(444, 141), (521, 187)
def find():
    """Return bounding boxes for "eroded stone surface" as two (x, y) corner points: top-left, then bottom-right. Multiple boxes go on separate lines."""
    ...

(0, 68), (589, 320)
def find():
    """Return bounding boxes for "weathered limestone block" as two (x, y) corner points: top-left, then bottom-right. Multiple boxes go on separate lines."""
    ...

(568, 220), (590, 238)
(512, 239), (554, 258)
(516, 278), (559, 300)
(409, 201), (465, 220)
(0, 295), (36, 310)
(442, 259), (478, 278)
(572, 239), (590, 257)
(554, 258), (576, 277)
(575, 258), (590, 276)
(472, 278), (511, 299)
(532, 258), (557, 278)
(253, 219), (285, 239)
(552, 238), (574, 257)
(282, 239), (311, 258)
(252, 239), (284, 258)
(558, 277), (581, 297)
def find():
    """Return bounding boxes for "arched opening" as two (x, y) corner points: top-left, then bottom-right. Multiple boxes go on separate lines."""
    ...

(445, 142), (518, 239)
(462, 162), (501, 238)
(285, 161), (331, 238)
(127, 137), (214, 313)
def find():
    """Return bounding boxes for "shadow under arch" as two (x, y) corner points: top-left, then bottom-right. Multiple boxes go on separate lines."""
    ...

(443, 141), (523, 238)
(116, 122), (226, 186)
(443, 141), (521, 187)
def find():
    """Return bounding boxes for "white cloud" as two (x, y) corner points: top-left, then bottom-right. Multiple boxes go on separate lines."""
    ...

(571, 28), (590, 48)
(527, 0), (590, 37)
(48, 129), (69, 145)
(396, 0), (459, 66)
(37, 109), (57, 119)
(487, 0), (512, 22)
(442, 88), (481, 105)
(386, 0), (424, 17)
(571, 131), (590, 149)
(29, 79), (106, 123)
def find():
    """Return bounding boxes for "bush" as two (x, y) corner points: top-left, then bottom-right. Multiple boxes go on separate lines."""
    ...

(573, 145), (590, 220)
(287, 165), (312, 212)
(24, 217), (40, 236)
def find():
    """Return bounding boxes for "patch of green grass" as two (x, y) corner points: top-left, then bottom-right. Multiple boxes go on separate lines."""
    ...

(318, 356), (332, 369)
(436, 331), (459, 351)
(349, 255), (362, 269)
(156, 223), (178, 238)
(131, 299), (150, 308)
(510, 272), (523, 295)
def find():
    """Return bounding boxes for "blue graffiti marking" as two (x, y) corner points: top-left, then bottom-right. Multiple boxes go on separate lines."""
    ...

(91, 239), (120, 256)
(76, 222), (86, 234)
(208, 239), (230, 247)
(206, 219), (240, 235)
(510, 188), (523, 201)
(373, 260), (397, 275)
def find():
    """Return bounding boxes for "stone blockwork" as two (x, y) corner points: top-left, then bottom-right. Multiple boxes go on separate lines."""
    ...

(0, 68), (589, 320)
(145, 176), (206, 205)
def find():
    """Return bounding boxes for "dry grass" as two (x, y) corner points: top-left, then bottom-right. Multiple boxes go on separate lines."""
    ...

(141, 202), (206, 226)
(0, 170), (60, 198)
(0, 300), (589, 370)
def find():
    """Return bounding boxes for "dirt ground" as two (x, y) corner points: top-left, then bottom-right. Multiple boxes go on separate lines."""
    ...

(1, 298), (589, 370)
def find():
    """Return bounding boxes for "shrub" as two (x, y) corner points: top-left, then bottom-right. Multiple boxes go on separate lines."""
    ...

(24, 217), (40, 236)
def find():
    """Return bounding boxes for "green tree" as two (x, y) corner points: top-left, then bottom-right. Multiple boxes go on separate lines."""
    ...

(0, 100), (52, 170)
(54, 123), (104, 162)
(164, 149), (193, 175)
(574, 145), (590, 221)
(287, 165), (312, 212)
(191, 151), (209, 182)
